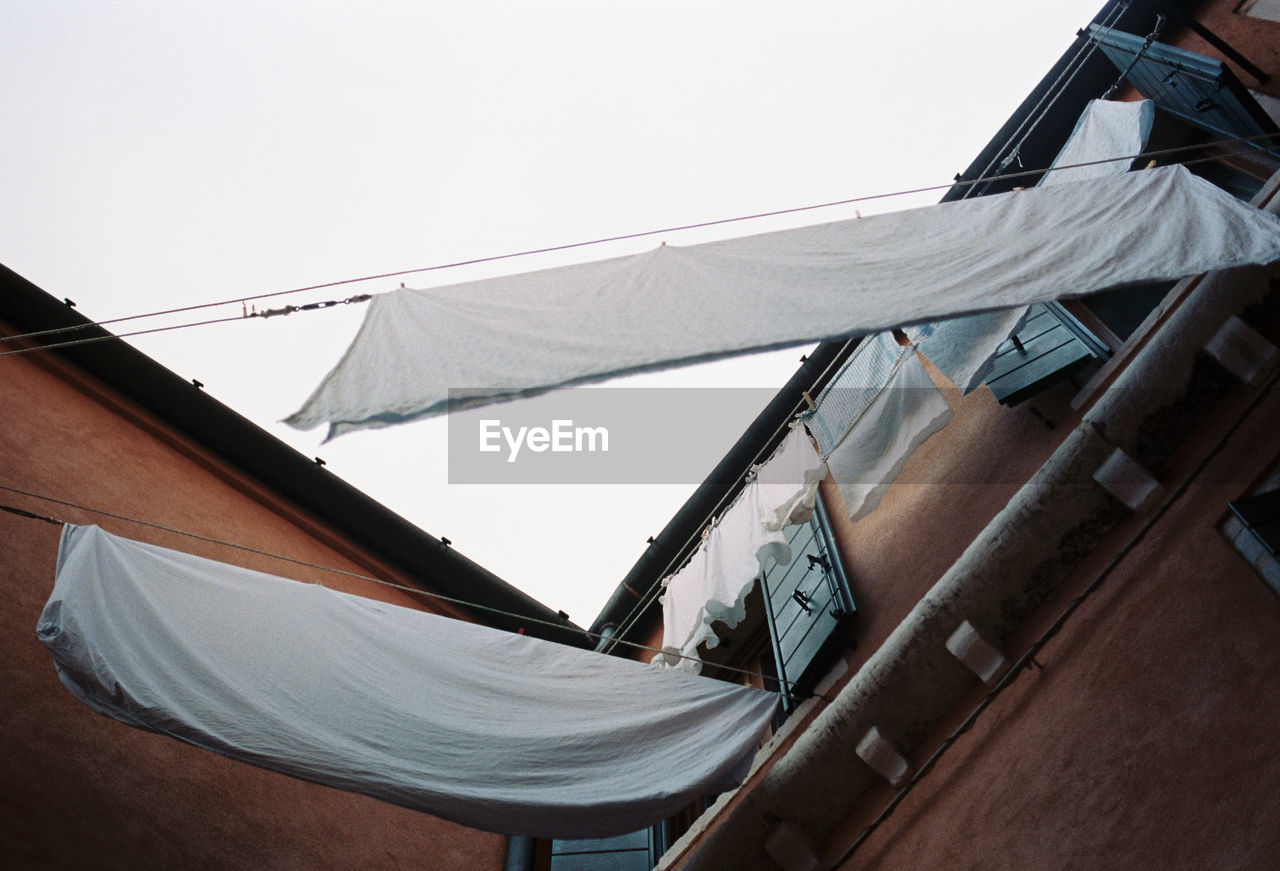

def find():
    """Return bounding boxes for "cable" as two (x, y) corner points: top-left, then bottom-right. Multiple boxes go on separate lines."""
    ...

(0, 314), (247, 358)
(963, 2), (1127, 198)
(595, 129), (1280, 655)
(602, 343), (857, 656)
(1101, 14), (1166, 100)
(0, 482), (812, 697)
(4, 126), (1277, 354)
(830, 357), (1280, 868)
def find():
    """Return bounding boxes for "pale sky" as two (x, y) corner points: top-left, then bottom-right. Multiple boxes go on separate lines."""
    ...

(2, 1), (1105, 625)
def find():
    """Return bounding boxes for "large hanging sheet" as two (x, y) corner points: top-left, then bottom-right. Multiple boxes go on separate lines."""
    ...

(918, 99), (1156, 392)
(826, 351), (954, 522)
(287, 165), (1280, 439)
(37, 525), (777, 839)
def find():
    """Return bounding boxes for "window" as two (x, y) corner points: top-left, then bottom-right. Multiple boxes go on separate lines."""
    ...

(986, 27), (1280, 406)
(759, 499), (856, 711)
(549, 827), (667, 871)
(983, 303), (1110, 406)
(1225, 489), (1280, 595)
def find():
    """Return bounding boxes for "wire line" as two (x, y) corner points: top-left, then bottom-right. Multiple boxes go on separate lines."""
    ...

(4, 128), (1277, 355)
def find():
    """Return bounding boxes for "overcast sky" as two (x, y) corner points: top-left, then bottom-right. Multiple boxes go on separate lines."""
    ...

(2, 1), (1105, 625)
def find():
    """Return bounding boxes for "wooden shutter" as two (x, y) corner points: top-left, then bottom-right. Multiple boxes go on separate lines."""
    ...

(760, 500), (855, 701)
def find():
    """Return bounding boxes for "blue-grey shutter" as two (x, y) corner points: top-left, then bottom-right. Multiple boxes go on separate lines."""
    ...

(983, 303), (1109, 405)
(1086, 23), (1280, 152)
(1228, 490), (1280, 558)
(549, 827), (663, 871)
(760, 500), (855, 702)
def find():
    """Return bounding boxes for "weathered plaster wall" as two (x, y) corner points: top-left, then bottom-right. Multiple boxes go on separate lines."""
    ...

(0, 346), (506, 870)
(839, 386), (1280, 871)
(820, 360), (1077, 685)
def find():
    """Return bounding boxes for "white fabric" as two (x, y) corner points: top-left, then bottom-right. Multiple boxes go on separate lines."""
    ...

(826, 352), (954, 522)
(287, 164), (1280, 439)
(805, 331), (913, 456)
(754, 422), (828, 531)
(657, 483), (792, 672)
(37, 524), (778, 839)
(1042, 99), (1155, 187)
(918, 99), (1156, 393)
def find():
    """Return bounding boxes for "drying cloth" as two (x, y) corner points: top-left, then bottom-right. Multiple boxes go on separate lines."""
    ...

(754, 422), (828, 531)
(656, 483), (792, 672)
(1041, 98), (1155, 188)
(286, 164), (1280, 439)
(37, 524), (778, 839)
(918, 99), (1156, 392)
(805, 331), (914, 456)
(826, 352), (953, 522)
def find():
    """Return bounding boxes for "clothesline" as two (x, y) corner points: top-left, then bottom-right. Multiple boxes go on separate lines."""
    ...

(0, 483), (816, 697)
(3, 136), (1277, 360)
(602, 343), (860, 654)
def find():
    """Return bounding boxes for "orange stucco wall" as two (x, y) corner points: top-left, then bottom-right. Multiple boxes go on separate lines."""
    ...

(833, 377), (1280, 870)
(820, 360), (1077, 684)
(0, 345), (506, 869)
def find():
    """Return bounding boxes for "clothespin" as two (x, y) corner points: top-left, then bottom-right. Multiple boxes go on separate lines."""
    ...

(801, 390), (817, 412)
(1145, 159), (1158, 170)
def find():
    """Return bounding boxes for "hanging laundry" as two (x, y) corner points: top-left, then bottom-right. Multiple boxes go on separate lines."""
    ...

(826, 351), (953, 523)
(805, 331), (914, 456)
(918, 99), (1157, 393)
(37, 524), (778, 839)
(754, 422), (828, 531)
(286, 164), (1280, 439)
(1041, 99), (1156, 188)
(656, 482), (792, 673)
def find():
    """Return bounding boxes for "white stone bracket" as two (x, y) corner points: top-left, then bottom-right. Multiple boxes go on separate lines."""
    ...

(1204, 314), (1279, 387)
(855, 725), (911, 786)
(945, 620), (1008, 684)
(1093, 447), (1163, 513)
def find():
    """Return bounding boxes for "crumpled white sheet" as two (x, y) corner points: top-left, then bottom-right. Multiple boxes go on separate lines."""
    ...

(826, 351), (954, 522)
(918, 99), (1156, 393)
(754, 422), (828, 531)
(37, 524), (778, 839)
(286, 163), (1280, 439)
(656, 425), (829, 672)
(656, 482), (792, 673)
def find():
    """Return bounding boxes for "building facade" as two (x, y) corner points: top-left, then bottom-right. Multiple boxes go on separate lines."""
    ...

(583, 2), (1280, 869)
(0, 266), (586, 870)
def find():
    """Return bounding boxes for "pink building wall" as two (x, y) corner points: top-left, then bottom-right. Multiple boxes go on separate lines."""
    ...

(0, 338), (507, 870)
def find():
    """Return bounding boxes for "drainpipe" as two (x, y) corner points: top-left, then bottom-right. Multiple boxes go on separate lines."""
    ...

(665, 178), (1280, 871)
(503, 836), (536, 871)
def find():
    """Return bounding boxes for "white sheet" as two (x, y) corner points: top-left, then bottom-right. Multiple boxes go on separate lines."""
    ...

(656, 482), (792, 673)
(804, 331), (914, 456)
(37, 524), (778, 839)
(286, 164), (1280, 439)
(754, 422), (827, 531)
(826, 351), (954, 522)
(918, 99), (1156, 393)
